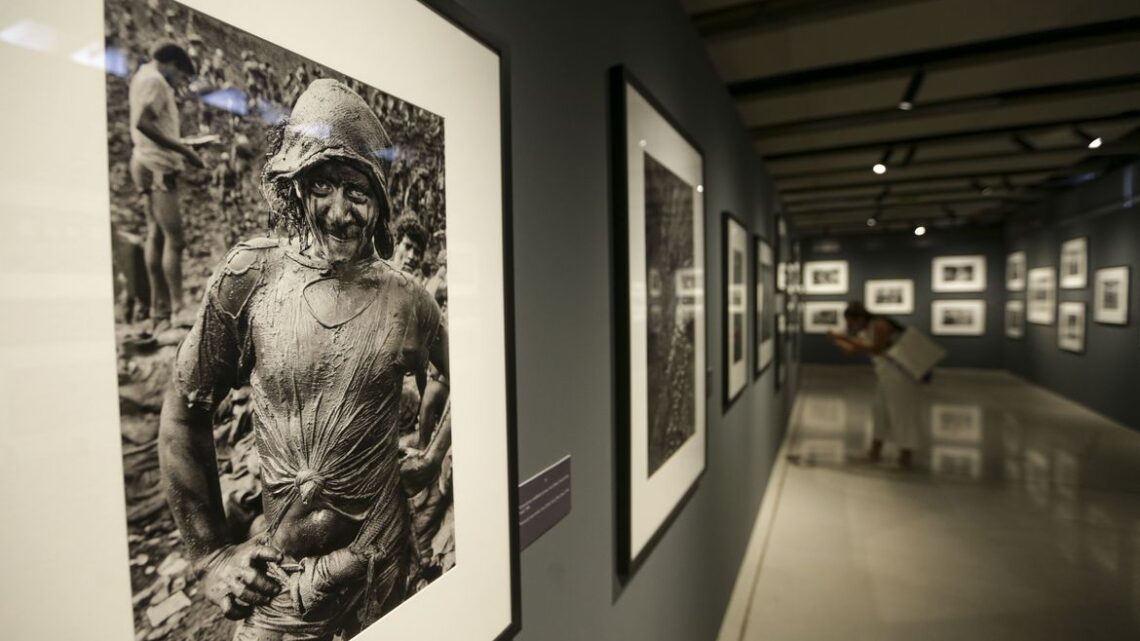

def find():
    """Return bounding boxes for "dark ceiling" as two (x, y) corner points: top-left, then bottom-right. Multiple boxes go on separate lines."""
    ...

(681, 0), (1140, 235)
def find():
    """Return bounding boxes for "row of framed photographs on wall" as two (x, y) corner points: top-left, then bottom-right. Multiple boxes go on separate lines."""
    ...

(1005, 238), (1092, 291)
(802, 300), (988, 336)
(802, 255), (990, 297)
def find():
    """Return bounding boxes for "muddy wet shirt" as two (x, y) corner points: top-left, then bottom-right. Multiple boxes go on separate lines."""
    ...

(175, 238), (442, 546)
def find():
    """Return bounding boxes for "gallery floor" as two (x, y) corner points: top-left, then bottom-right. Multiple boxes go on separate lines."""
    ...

(720, 365), (1140, 641)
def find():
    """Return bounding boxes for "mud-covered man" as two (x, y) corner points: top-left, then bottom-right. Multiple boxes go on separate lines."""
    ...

(159, 79), (450, 641)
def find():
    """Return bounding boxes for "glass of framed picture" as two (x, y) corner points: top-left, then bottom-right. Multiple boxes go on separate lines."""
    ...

(1027, 267), (1057, 325)
(1060, 237), (1088, 289)
(754, 236), (774, 378)
(931, 300), (987, 336)
(932, 255), (987, 293)
(609, 66), (707, 577)
(1006, 251), (1027, 291)
(723, 212), (750, 407)
(2, 0), (520, 639)
(803, 260), (849, 295)
(1058, 302), (1086, 353)
(1093, 266), (1130, 325)
(864, 279), (915, 315)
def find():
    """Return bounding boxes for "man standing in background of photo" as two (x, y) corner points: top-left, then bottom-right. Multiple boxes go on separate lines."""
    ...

(129, 41), (205, 330)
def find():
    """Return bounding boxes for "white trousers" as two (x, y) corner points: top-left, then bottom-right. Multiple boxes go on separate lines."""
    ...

(870, 358), (921, 450)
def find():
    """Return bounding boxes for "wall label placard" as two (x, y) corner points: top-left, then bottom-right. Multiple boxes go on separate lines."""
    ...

(519, 455), (572, 549)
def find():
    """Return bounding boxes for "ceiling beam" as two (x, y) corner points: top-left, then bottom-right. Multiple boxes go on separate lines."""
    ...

(751, 73), (1140, 138)
(788, 196), (1031, 217)
(691, 0), (927, 40)
(779, 166), (1067, 194)
(761, 110), (1140, 159)
(770, 146), (1086, 180)
(727, 16), (1140, 100)
(784, 185), (1041, 207)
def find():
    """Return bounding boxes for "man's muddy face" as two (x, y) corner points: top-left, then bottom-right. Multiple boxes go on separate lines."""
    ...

(392, 235), (423, 273)
(300, 161), (379, 265)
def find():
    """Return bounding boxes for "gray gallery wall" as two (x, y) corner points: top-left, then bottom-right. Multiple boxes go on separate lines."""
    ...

(1004, 161), (1140, 430)
(800, 229), (1007, 369)
(455, 0), (798, 640)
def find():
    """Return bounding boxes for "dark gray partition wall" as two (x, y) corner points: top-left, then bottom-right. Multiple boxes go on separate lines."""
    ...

(462, 1), (796, 640)
(1005, 162), (1140, 430)
(800, 229), (1007, 368)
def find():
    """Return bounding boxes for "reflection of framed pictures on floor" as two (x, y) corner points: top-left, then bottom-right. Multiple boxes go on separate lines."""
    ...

(609, 66), (707, 578)
(95, 0), (521, 639)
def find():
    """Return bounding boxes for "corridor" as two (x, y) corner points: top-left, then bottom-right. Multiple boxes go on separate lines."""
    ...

(727, 365), (1140, 641)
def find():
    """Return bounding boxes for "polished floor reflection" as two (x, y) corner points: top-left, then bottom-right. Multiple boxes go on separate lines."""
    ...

(739, 365), (1140, 641)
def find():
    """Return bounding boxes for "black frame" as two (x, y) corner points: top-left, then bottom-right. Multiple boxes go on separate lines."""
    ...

(1093, 265), (1131, 327)
(412, 1), (522, 637)
(753, 234), (774, 380)
(609, 65), (708, 580)
(722, 210), (750, 410)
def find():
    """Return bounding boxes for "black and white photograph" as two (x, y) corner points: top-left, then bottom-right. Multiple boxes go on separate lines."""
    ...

(803, 260), (848, 295)
(1094, 266), (1130, 326)
(1005, 300), (1025, 339)
(755, 237), (774, 376)
(1027, 266), (1057, 325)
(931, 446), (983, 480)
(932, 255), (987, 293)
(1006, 251), (1027, 291)
(1058, 302), (1086, 353)
(803, 301), (847, 334)
(931, 300), (986, 336)
(611, 67), (707, 577)
(864, 279), (914, 315)
(1060, 237), (1088, 289)
(100, 0), (519, 639)
(931, 404), (983, 443)
(723, 212), (750, 406)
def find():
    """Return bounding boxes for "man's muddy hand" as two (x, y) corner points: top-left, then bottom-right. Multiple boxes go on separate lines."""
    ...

(399, 446), (438, 492)
(200, 542), (284, 619)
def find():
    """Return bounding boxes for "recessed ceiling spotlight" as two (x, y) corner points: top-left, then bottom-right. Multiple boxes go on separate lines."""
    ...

(898, 100), (913, 111)
(867, 217), (878, 227)
(1088, 137), (1103, 149)
(914, 225), (927, 237)
(872, 163), (887, 175)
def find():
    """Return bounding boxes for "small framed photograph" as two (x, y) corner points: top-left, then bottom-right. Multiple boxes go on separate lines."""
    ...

(1027, 267), (1057, 325)
(754, 237), (774, 377)
(803, 301), (847, 334)
(1006, 251), (1027, 291)
(1060, 237), (1088, 289)
(1058, 302), (1086, 353)
(932, 255), (987, 293)
(864, 279), (914, 315)
(803, 260), (848, 295)
(931, 300), (986, 336)
(1093, 266), (1130, 325)
(1005, 300), (1025, 339)
(723, 212), (750, 407)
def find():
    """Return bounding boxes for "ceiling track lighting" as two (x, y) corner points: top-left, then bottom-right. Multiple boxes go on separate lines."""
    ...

(914, 224), (927, 237)
(1073, 125), (1102, 149)
(873, 147), (892, 174)
(898, 68), (925, 111)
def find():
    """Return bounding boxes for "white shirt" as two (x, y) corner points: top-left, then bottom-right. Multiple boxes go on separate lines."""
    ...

(128, 61), (184, 173)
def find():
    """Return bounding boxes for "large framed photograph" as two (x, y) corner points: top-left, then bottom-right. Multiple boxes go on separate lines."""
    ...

(932, 255), (987, 293)
(864, 279), (914, 315)
(610, 66), (707, 577)
(803, 301), (846, 334)
(931, 300), (986, 336)
(98, 1), (520, 640)
(754, 236), (774, 378)
(1006, 251), (1027, 291)
(803, 260), (848, 295)
(1005, 300), (1025, 339)
(1027, 267), (1057, 325)
(1058, 302), (1086, 353)
(1060, 237), (1088, 289)
(1093, 266), (1130, 326)
(723, 212), (750, 407)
